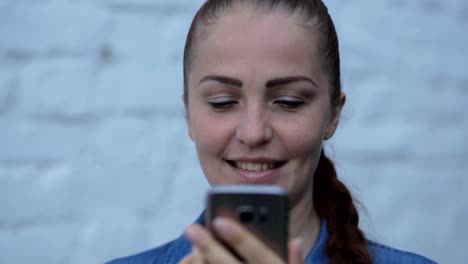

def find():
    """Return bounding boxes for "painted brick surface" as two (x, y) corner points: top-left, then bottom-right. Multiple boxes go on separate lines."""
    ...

(0, 0), (466, 263)
(0, 1), (110, 54)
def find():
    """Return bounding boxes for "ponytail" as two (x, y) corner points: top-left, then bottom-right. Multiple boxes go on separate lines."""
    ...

(314, 150), (372, 264)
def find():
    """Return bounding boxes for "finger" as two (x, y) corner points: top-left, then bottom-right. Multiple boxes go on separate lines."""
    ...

(191, 247), (205, 264)
(178, 255), (192, 264)
(184, 224), (240, 264)
(213, 217), (285, 263)
(178, 247), (205, 264)
(288, 238), (304, 264)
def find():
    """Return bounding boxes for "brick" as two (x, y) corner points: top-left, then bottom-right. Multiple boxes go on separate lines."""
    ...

(92, 62), (184, 113)
(335, 0), (468, 81)
(409, 127), (468, 160)
(331, 119), (414, 161)
(0, 162), (78, 224)
(68, 159), (205, 262)
(72, 212), (150, 264)
(18, 58), (96, 118)
(0, 1), (111, 54)
(88, 115), (190, 164)
(364, 166), (462, 263)
(0, 118), (89, 162)
(341, 162), (462, 263)
(0, 67), (18, 115)
(89, 116), (156, 164)
(0, 223), (83, 264)
(107, 12), (191, 64)
(95, 0), (203, 10)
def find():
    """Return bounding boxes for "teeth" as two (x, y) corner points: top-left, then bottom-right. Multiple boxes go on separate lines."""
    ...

(234, 162), (276, 171)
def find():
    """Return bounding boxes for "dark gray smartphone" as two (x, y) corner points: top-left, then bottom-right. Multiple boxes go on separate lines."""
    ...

(205, 185), (289, 261)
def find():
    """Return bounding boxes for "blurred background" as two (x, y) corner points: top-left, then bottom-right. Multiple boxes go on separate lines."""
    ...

(0, 0), (466, 263)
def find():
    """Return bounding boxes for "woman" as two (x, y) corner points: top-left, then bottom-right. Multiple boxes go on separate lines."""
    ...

(109, 0), (436, 263)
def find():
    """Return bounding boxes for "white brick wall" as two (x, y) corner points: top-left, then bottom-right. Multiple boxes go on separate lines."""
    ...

(0, 0), (466, 263)
(0, 1), (110, 53)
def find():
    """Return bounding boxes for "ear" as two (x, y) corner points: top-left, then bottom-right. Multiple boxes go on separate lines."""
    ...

(324, 92), (346, 140)
(182, 95), (194, 141)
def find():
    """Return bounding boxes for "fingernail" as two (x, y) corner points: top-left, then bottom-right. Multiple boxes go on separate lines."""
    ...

(185, 226), (198, 241)
(295, 238), (303, 247)
(293, 237), (304, 255)
(213, 218), (231, 237)
(191, 246), (200, 256)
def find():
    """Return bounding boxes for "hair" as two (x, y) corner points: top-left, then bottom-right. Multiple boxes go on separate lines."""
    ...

(182, 1), (371, 263)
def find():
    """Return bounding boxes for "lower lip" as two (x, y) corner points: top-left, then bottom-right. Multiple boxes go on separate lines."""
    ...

(229, 163), (282, 184)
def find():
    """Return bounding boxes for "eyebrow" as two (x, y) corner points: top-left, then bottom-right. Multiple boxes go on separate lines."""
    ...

(198, 75), (317, 88)
(198, 75), (243, 87)
(266, 76), (317, 88)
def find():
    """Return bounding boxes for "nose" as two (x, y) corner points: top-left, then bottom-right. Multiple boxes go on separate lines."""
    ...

(235, 106), (273, 147)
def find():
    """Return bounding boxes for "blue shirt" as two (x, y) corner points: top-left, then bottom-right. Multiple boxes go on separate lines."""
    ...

(107, 213), (436, 264)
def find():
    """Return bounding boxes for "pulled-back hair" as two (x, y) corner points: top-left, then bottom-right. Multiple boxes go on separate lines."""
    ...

(183, 1), (371, 263)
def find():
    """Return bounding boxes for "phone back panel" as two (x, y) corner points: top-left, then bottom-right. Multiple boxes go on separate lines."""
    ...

(206, 185), (289, 260)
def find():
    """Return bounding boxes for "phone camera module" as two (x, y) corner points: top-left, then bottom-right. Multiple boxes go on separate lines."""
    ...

(258, 206), (269, 223)
(237, 205), (255, 223)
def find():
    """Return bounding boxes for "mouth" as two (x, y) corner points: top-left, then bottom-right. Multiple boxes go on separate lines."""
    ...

(225, 160), (286, 171)
(225, 159), (286, 183)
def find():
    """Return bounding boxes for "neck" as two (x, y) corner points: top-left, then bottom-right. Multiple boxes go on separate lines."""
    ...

(289, 187), (320, 258)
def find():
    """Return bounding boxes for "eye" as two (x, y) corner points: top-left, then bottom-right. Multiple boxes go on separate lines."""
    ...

(208, 97), (238, 111)
(274, 96), (305, 109)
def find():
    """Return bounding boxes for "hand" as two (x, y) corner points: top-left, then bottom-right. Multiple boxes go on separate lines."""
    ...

(178, 217), (304, 264)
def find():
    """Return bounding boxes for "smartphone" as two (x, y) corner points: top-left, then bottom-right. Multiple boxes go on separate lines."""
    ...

(205, 185), (289, 261)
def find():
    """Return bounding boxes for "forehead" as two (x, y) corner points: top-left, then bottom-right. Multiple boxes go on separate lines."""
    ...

(190, 7), (323, 81)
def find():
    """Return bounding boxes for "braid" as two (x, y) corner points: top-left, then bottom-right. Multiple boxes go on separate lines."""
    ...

(314, 150), (372, 264)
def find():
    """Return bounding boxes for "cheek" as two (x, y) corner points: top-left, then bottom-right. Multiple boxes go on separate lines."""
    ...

(189, 112), (238, 186)
(274, 115), (326, 156)
(189, 111), (234, 157)
(283, 130), (323, 163)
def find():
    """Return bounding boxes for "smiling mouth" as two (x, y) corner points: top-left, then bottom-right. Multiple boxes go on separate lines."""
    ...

(226, 160), (286, 171)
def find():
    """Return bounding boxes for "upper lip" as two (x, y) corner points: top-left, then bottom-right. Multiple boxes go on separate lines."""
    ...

(226, 157), (286, 163)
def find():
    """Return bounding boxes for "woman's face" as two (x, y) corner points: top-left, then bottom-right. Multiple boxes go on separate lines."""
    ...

(186, 8), (344, 204)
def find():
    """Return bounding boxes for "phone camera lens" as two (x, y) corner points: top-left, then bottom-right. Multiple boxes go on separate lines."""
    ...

(237, 206), (255, 223)
(259, 206), (268, 223)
